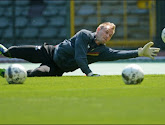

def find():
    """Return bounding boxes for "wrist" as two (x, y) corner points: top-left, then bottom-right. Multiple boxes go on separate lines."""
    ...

(138, 48), (143, 57)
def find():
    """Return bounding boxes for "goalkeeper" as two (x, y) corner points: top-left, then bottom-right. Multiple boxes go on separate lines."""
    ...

(0, 22), (160, 77)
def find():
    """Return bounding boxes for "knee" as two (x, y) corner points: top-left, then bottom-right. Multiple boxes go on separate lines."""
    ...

(27, 66), (50, 77)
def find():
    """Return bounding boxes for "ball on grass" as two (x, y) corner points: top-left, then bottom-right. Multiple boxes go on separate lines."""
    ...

(161, 28), (165, 43)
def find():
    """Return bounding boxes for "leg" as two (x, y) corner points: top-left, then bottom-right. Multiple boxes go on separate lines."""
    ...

(27, 63), (64, 77)
(4, 45), (43, 63)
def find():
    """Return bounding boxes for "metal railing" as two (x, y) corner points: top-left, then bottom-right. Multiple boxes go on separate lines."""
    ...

(70, 0), (156, 48)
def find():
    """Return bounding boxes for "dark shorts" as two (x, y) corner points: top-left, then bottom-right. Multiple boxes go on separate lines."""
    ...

(5, 43), (64, 77)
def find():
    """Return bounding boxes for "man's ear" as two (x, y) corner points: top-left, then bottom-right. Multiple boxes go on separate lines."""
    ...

(96, 27), (100, 32)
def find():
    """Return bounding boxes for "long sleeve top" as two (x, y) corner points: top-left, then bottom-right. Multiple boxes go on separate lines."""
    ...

(53, 29), (138, 75)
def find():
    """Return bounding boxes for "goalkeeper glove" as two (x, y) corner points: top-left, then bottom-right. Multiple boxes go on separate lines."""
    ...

(138, 42), (160, 59)
(87, 72), (100, 77)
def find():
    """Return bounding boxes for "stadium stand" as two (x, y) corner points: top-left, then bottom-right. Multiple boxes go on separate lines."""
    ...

(0, 0), (164, 63)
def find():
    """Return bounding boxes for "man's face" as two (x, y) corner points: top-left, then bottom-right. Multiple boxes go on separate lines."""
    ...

(96, 25), (115, 44)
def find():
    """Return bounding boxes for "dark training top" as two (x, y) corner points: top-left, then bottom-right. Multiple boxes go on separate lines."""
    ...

(53, 29), (138, 75)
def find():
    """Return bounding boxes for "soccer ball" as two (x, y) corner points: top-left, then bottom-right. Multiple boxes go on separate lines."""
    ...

(122, 64), (144, 85)
(5, 64), (27, 84)
(161, 28), (165, 43)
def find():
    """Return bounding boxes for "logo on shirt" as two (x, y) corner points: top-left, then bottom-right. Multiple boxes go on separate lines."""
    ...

(87, 52), (100, 56)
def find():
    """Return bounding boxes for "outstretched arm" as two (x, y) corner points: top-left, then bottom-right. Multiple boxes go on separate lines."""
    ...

(100, 42), (160, 61)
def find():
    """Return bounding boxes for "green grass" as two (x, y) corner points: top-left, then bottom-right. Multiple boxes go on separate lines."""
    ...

(0, 75), (165, 124)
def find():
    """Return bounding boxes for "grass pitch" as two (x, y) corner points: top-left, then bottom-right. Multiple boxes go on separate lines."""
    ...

(0, 75), (165, 124)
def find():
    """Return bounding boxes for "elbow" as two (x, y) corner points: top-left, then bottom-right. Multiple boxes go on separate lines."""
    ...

(75, 57), (88, 66)
(75, 57), (83, 64)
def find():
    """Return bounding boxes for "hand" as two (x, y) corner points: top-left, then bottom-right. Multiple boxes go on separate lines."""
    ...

(87, 72), (100, 77)
(138, 42), (160, 59)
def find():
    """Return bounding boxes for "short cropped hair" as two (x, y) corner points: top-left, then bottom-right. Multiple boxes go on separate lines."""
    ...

(96, 22), (116, 32)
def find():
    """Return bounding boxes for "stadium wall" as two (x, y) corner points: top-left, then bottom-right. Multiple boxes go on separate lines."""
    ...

(0, 0), (158, 48)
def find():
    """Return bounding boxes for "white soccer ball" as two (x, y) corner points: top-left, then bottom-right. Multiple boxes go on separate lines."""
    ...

(161, 28), (165, 43)
(5, 64), (27, 84)
(122, 64), (144, 85)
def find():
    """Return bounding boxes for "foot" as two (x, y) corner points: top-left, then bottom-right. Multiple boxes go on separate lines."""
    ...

(0, 44), (7, 56)
(0, 68), (5, 77)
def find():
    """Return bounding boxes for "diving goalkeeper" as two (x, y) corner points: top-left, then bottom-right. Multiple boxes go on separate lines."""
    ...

(0, 22), (160, 77)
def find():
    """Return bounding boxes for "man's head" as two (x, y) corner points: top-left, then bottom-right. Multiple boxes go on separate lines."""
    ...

(95, 22), (116, 45)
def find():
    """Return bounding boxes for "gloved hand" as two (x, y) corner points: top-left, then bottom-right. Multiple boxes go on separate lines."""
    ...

(87, 72), (100, 77)
(138, 42), (160, 59)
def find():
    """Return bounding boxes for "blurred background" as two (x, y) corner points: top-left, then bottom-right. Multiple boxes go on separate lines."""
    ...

(0, 0), (165, 63)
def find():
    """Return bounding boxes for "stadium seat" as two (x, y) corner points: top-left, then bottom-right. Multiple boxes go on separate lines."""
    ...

(15, 7), (25, 16)
(86, 17), (98, 26)
(15, 0), (29, 6)
(16, 17), (28, 27)
(59, 28), (67, 38)
(78, 5), (95, 15)
(130, 9), (148, 14)
(112, 9), (124, 15)
(100, 6), (112, 15)
(43, 0), (65, 5)
(102, 17), (121, 26)
(0, 8), (5, 16)
(3, 28), (13, 38)
(3, 7), (12, 17)
(0, 0), (11, 6)
(114, 27), (124, 38)
(43, 6), (58, 16)
(59, 8), (67, 16)
(127, 17), (139, 26)
(23, 28), (39, 38)
(40, 27), (57, 38)
(0, 18), (9, 28)
(49, 17), (65, 26)
(31, 17), (46, 27)
(75, 17), (84, 26)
